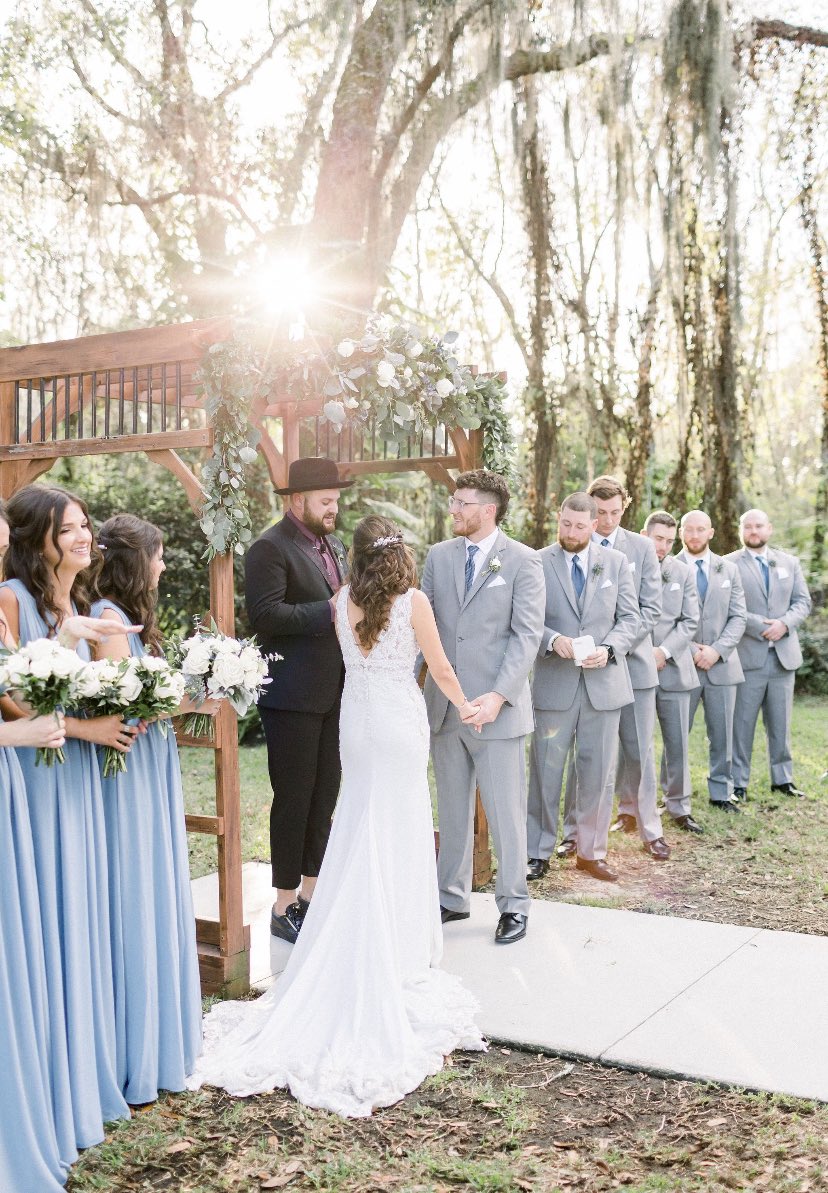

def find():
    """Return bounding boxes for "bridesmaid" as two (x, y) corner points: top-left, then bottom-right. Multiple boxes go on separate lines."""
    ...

(92, 513), (207, 1104)
(0, 485), (137, 1158)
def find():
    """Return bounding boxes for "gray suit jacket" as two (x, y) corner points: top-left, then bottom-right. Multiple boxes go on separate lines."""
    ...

(725, 547), (811, 672)
(676, 549), (746, 686)
(532, 542), (639, 713)
(606, 527), (662, 690)
(653, 555), (700, 692)
(421, 530), (544, 739)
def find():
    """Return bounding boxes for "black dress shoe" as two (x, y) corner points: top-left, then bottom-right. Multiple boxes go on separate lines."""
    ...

(643, 837), (671, 860)
(672, 814), (704, 834)
(556, 839), (577, 858)
(575, 856), (618, 882)
(526, 857), (549, 881)
(610, 813), (638, 834)
(710, 799), (741, 813)
(440, 906), (470, 924)
(270, 901), (304, 943)
(733, 786), (748, 802)
(771, 782), (806, 798)
(494, 912), (527, 944)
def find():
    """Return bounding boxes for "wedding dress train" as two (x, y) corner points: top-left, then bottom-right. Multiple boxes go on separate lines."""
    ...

(188, 587), (484, 1117)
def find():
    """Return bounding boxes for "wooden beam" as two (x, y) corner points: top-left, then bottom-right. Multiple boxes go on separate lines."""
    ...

(340, 455), (461, 477)
(0, 429), (212, 460)
(195, 919), (251, 950)
(185, 814), (225, 836)
(0, 317), (234, 383)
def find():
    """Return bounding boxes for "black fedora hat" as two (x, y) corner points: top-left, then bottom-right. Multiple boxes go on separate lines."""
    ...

(275, 456), (354, 495)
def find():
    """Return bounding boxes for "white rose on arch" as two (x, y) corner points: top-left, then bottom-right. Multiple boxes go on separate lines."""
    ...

(435, 378), (454, 398)
(376, 360), (396, 387)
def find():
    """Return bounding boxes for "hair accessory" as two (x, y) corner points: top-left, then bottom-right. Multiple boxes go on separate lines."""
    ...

(371, 533), (403, 550)
(98, 543), (108, 551)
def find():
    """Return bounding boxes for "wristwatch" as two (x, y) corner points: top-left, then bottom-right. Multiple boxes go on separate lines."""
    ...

(602, 644), (616, 663)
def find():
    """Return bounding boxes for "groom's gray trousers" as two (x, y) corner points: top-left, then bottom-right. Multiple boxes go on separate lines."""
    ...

(432, 708), (531, 917)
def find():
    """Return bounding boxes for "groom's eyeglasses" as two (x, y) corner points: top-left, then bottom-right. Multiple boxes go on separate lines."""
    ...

(447, 498), (485, 511)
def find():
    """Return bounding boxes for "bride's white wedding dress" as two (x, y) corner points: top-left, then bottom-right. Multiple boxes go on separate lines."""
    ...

(187, 587), (484, 1117)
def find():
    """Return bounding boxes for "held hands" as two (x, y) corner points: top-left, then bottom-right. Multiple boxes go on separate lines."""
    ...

(653, 646), (668, 671)
(692, 643), (721, 671)
(5, 712), (66, 751)
(762, 618), (788, 642)
(461, 691), (505, 729)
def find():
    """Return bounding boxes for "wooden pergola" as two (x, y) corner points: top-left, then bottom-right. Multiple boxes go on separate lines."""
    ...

(0, 317), (493, 996)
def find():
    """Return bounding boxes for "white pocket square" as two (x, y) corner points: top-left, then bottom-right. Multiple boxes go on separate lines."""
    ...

(487, 576), (507, 588)
(670, 582), (681, 591)
(629, 561), (636, 572)
(601, 578), (613, 589)
(721, 579), (731, 588)
(777, 568), (789, 579)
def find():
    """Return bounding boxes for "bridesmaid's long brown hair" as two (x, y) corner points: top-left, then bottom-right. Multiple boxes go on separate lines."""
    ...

(94, 514), (164, 655)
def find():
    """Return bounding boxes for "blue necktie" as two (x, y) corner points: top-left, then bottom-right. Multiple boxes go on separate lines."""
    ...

(464, 544), (479, 595)
(695, 559), (708, 602)
(601, 538), (610, 547)
(571, 555), (585, 599)
(757, 556), (770, 594)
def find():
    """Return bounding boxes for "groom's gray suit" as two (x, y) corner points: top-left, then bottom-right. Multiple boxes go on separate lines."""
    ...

(422, 530), (544, 918)
(528, 542), (639, 861)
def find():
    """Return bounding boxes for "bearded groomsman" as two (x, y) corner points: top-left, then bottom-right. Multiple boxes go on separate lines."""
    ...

(423, 469), (544, 945)
(677, 510), (747, 813)
(641, 511), (703, 834)
(725, 509), (811, 800)
(527, 493), (639, 883)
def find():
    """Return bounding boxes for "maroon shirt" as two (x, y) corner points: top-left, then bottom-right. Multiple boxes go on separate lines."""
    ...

(286, 510), (342, 610)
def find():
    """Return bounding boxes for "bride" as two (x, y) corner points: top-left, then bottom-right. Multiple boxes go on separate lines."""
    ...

(188, 515), (485, 1117)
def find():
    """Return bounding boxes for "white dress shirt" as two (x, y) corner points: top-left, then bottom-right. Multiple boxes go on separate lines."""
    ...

(464, 527), (499, 584)
(592, 529), (618, 549)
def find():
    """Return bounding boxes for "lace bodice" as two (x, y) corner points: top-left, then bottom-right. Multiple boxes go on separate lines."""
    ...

(336, 586), (418, 681)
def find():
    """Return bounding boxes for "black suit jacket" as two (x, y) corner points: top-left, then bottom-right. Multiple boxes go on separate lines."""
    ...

(245, 517), (347, 713)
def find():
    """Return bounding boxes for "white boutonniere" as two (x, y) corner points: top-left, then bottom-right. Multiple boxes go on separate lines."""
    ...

(487, 555), (502, 574)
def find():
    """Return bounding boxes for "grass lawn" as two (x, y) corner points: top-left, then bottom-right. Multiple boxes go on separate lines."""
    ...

(68, 698), (828, 1192)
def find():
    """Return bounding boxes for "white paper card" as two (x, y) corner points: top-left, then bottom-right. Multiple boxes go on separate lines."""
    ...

(572, 634), (596, 666)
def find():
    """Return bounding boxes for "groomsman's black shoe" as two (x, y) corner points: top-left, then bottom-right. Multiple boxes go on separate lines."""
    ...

(610, 814), (638, 834)
(495, 913), (527, 944)
(270, 902), (304, 943)
(771, 782), (806, 798)
(440, 906), (471, 924)
(527, 857), (549, 881)
(575, 856), (618, 882)
(556, 839), (577, 858)
(297, 895), (310, 922)
(733, 787), (748, 802)
(672, 814), (704, 834)
(710, 799), (741, 813)
(643, 837), (672, 860)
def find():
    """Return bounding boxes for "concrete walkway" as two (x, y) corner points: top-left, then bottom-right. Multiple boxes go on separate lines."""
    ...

(191, 863), (828, 1103)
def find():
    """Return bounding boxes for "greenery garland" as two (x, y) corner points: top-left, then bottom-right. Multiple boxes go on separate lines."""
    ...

(196, 316), (514, 558)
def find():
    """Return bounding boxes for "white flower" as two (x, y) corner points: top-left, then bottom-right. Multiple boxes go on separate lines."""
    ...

(29, 658), (55, 680)
(116, 668), (143, 703)
(75, 669), (106, 698)
(376, 360), (396, 387)
(337, 339), (356, 358)
(488, 556), (502, 574)
(210, 654), (247, 691)
(435, 377), (454, 398)
(403, 366), (413, 380)
(407, 340), (423, 358)
(184, 641), (212, 675)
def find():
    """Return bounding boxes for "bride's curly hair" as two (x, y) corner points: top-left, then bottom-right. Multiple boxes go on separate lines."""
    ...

(348, 516), (418, 651)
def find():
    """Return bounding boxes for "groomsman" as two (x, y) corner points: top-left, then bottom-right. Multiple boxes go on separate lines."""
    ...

(677, 510), (746, 812)
(641, 511), (703, 833)
(726, 509), (811, 800)
(527, 493), (639, 883)
(422, 469), (544, 944)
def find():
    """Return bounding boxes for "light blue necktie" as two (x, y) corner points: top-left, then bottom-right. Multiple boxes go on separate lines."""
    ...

(757, 556), (770, 595)
(464, 543), (479, 595)
(571, 555), (585, 599)
(601, 538), (610, 547)
(695, 559), (708, 602)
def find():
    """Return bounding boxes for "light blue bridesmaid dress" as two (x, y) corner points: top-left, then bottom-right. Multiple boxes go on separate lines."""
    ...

(92, 599), (202, 1104)
(0, 743), (68, 1190)
(1, 579), (130, 1154)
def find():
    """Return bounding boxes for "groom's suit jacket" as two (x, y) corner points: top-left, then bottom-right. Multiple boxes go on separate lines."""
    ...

(245, 516), (348, 713)
(724, 546), (811, 672)
(421, 529), (544, 739)
(675, 549), (746, 686)
(532, 542), (639, 712)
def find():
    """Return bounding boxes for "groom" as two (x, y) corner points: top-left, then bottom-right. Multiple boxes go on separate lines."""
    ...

(245, 457), (352, 944)
(422, 469), (544, 945)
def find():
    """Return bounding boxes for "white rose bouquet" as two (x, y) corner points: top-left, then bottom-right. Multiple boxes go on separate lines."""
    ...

(0, 639), (87, 766)
(77, 656), (186, 776)
(167, 621), (277, 739)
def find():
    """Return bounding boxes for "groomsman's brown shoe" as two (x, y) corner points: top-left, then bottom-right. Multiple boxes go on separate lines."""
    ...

(556, 839), (577, 858)
(575, 856), (618, 882)
(672, 814), (703, 834)
(610, 814), (638, 834)
(643, 837), (671, 860)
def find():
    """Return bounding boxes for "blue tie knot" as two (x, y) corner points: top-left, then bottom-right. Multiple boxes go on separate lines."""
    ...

(601, 538), (610, 547)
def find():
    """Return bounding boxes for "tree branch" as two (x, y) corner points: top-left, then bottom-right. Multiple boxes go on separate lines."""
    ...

(752, 20), (828, 49)
(65, 45), (148, 130)
(213, 14), (314, 103)
(78, 0), (151, 89)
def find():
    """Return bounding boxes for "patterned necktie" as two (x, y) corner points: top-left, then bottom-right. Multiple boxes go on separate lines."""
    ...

(571, 555), (585, 599)
(757, 556), (770, 594)
(601, 538), (610, 547)
(695, 558), (708, 602)
(464, 543), (479, 595)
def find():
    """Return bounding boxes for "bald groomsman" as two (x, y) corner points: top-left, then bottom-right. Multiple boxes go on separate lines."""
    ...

(641, 511), (703, 833)
(677, 511), (746, 812)
(725, 510), (811, 801)
(527, 492), (639, 883)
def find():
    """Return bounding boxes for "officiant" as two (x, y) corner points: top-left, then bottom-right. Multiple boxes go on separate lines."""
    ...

(245, 457), (352, 944)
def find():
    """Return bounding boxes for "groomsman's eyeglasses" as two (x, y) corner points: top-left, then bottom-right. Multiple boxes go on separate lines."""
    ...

(447, 498), (486, 511)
